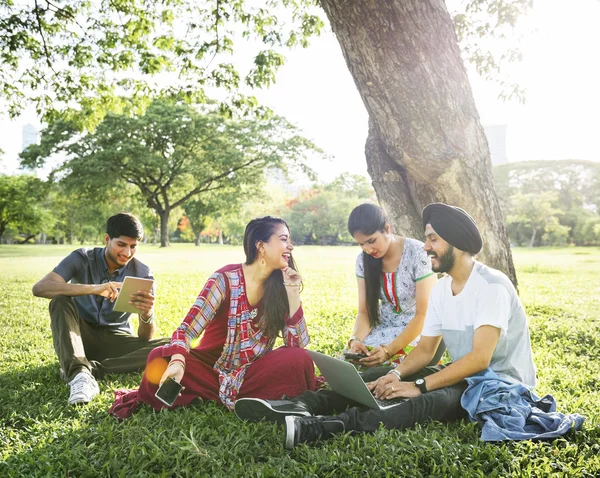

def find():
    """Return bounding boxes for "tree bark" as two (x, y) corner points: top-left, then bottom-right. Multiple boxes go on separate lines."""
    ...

(529, 228), (537, 248)
(320, 0), (517, 285)
(159, 210), (170, 247)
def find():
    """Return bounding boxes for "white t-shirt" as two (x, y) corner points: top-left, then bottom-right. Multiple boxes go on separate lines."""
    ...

(421, 262), (536, 389)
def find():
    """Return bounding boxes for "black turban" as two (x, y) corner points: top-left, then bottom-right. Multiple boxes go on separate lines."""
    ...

(422, 203), (483, 254)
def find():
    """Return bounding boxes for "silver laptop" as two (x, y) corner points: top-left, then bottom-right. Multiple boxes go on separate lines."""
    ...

(307, 350), (407, 410)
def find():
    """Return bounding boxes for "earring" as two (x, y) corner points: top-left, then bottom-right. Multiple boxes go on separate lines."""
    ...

(259, 249), (266, 268)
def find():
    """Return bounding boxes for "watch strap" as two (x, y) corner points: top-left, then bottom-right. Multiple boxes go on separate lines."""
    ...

(414, 378), (428, 394)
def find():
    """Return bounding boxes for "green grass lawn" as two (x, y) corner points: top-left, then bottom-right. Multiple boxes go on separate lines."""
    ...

(0, 244), (599, 477)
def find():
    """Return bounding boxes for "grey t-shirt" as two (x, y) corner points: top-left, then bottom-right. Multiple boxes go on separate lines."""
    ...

(421, 262), (536, 389)
(53, 247), (154, 333)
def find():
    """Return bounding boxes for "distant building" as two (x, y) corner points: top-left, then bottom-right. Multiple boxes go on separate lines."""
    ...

(484, 124), (508, 165)
(22, 123), (39, 152)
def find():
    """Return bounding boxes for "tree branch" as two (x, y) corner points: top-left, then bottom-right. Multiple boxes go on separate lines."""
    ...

(34, 0), (57, 73)
(170, 156), (262, 209)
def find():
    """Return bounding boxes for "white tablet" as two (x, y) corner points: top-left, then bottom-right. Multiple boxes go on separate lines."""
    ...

(113, 276), (155, 314)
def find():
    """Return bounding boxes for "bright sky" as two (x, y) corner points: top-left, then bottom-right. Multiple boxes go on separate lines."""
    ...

(1, 0), (599, 180)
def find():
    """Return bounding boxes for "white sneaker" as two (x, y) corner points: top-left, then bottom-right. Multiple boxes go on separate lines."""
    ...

(68, 371), (100, 405)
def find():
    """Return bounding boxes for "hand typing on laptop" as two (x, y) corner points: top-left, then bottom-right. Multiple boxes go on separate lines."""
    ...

(368, 374), (421, 400)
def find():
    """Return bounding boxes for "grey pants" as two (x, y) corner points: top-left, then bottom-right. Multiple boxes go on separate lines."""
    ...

(49, 295), (169, 381)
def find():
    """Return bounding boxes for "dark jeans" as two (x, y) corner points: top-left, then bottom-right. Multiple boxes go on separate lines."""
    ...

(297, 365), (468, 433)
(49, 295), (169, 381)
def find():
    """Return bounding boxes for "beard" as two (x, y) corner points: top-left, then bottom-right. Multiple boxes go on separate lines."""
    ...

(429, 245), (455, 273)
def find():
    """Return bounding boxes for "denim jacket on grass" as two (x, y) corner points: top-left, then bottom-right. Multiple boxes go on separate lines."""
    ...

(461, 368), (585, 441)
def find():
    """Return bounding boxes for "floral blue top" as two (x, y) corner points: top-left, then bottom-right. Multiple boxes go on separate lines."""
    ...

(355, 238), (434, 348)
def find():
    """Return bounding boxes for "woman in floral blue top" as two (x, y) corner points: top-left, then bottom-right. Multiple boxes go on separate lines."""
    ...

(346, 204), (444, 368)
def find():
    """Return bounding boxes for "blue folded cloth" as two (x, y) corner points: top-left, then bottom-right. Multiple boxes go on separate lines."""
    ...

(461, 368), (585, 441)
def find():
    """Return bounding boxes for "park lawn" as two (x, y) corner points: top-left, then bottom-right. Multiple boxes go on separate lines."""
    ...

(0, 244), (598, 477)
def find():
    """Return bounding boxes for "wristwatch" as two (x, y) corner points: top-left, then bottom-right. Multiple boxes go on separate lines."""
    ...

(414, 378), (428, 394)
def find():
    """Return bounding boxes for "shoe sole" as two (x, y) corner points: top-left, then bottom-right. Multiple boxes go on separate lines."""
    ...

(234, 398), (310, 425)
(68, 399), (92, 405)
(68, 389), (99, 405)
(285, 415), (296, 449)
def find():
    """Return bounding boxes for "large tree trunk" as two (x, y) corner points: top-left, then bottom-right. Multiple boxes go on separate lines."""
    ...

(159, 210), (170, 247)
(320, 0), (517, 285)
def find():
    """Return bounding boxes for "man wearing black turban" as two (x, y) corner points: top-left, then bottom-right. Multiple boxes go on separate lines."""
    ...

(422, 203), (482, 254)
(234, 204), (539, 448)
(420, 203), (482, 275)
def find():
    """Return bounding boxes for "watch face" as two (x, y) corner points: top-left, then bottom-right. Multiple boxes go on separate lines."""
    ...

(416, 379), (424, 385)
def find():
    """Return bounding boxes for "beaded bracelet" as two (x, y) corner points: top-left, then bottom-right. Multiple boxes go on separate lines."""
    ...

(347, 335), (362, 348)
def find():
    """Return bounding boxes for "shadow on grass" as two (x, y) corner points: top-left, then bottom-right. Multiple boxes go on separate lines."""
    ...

(0, 362), (145, 428)
(0, 363), (67, 426)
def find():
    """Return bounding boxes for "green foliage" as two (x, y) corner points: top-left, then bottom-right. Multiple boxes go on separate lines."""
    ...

(33, 181), (154, 245)
(21, 100), (322, 247)
(183, 199), (218, 245)
(506, 191), (565, 247)
(0, 245), (598, 476)
(286, 174), (375, 244)
(452, 0), (533, 101)
(494, 160), (600, 246)
(0, 174), (52, 242)
(0, 0), (324, 127)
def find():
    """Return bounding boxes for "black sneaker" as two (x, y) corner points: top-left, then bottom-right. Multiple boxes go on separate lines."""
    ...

(284, 415), (346, 449)
(234, 398), (312, 425)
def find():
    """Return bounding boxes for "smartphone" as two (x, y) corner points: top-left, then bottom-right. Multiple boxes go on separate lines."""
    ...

(343, 352), (368, 360)
(155, 377), (183, 407)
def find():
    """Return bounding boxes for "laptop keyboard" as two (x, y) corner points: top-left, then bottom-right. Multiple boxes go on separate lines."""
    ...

(374, 395), (408, 407)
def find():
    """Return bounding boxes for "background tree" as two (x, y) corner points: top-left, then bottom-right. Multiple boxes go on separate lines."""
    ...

(21, 100), (321, 246)
(39, 181), (152, 244)
(286, 173), (375, 244)
(0, 174), (51, 243)
(319, 0), (519, 283)
(505, 191), (566, 247)
(184, 198), (222, 246)
(494, 160), (600, 245)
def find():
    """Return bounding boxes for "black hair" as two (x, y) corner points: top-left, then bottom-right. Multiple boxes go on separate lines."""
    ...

(347, 203), (387, 328)
(243, 216), (299, 338)
(106, 213), (144, 241)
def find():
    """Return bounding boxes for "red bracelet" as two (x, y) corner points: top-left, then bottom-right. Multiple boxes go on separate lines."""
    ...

(170, 358), (186, 369)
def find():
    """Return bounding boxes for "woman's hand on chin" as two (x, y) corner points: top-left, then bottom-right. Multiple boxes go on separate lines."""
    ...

(282, 266), (302, 286)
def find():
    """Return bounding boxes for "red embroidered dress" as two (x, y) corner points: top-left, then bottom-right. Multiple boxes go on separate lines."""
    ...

(109, 264), (315, 418)
(162, 264), (310, 409)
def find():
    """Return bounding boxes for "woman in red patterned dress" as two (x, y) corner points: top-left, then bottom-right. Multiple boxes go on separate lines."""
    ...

(109, 216), (316, 418)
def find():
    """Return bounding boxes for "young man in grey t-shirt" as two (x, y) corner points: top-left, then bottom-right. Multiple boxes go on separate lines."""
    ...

(234, 203), (537, 449)
(33, 213), (168, 405)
